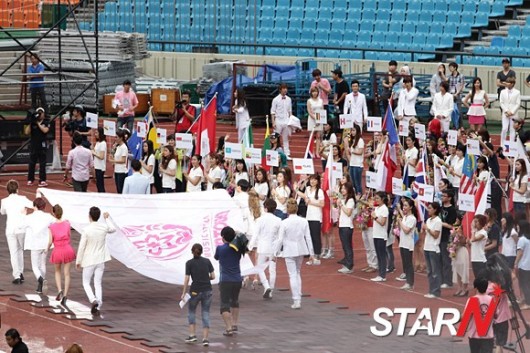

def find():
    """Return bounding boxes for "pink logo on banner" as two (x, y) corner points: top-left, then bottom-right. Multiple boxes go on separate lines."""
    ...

(121, 224), (193, 261)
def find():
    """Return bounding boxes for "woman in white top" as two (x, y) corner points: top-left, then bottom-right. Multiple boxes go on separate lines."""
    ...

(337, 182), (356, 273)
(319, 122), (337, 170)
(159, 145), (177, 193)
(271, 171), (291, 217)
(233, 88), (250, 144)
(370, 192), (389, 282)
(140, 140), (155, 191)
(299, 174), (324, 264)
(396, 197), (417, 290)
(448, 144), (465, 192)
(205, 153), (222, 191)
(344, 124), (365, 195)
(253, 168), (270, 205)
(108, 129), (128, 194)
(402, 134), (419, 185)
(232, 159), (249, 186)
(307, 87), (324, 158)
(274, 199), (314, 310)
(421, 202), (443, 298)
(501, 212), (518, 269)
(463, 77), (489, 132)
(509, 158), (528, 214)
(184, 154), (203, 192)
(474, 156), (489, 187)
(470, 214), (488, 279)
(91, 127), (107, 193)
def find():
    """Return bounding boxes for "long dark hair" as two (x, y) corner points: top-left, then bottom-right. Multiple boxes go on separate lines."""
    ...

(401, 197), (417, 220)
(470, 77), (482, 104)
(308, 173), (321, 200)
(235, 159), (248, 173)
(502, 212), (515, 240)
(342, 181), (356, 206)
(515, 158), (528, 188)
(235, 88), (247, 108)
(255, 168), (271, 198)
(160, 145), (176, 169)
(475, 156), (488, 176)
(351, 124), (362, 148)
(142, 139), (154, 160)
(96, 127), (105, 142)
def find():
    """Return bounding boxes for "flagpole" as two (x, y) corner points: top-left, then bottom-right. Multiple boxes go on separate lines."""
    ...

(304, 127), (315, 158)
(186, 92), (218, 134)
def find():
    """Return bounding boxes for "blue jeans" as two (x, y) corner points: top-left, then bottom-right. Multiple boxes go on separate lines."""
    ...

(424, 250), (442, 297)
(339, 227), (354, 270)
(188, 290), (213, 328)
(349, 166), (362, 195)
(514, 202), (526, 214)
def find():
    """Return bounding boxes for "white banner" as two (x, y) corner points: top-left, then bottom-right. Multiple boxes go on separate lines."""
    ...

(366, 116), (382, 132)
(136, 122), (147, 138)
(86, 112), (98, 129)
(366, 171), (378, 189)
(392, 177), (403, 196)
(157, 128), (167, 145)
(37, 188), (254, 285)
(315, 109), (327, 125)
(415, 183), (434, 202)
(292, 158), (314, 174)
(339, 114), (355, 129)
(224, 142), (243, 159)
(414, 123), (426, 141)
(466, 139), (481, 156)
(458, 193), (475, 212)
(447, 130), (458, 146)
(103, 120), (116, 137)
(244, 147), (262, 164)
(266, 150), (279, 167)
(175, 133), (193, 149)
(398, 120), (409, 137)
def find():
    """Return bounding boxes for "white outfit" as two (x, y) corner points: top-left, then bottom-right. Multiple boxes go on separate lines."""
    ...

(338, 198), (356, 228)
(234, 101), (250, 143)
(424, 216), (442, 253)
(94, 141), (107, 172)
(321, 133), (337, 161)
(161, 159), (177, 190)
(399, 214), (417, 251)
(254, 182), (269, 206)
(274, 185), (291, 213)
(362, 227), (378, 269)
(305, 188), (324, 222)
(1, 194), (32, 279)
(307, 97), (324, 132)
(141, 154), (155, 184)
(77, 220), (116, 308)
(275, 214), (314, 302)
(372, 205), (389, 240)
(349, 138), (365, 167)
(499, 87), (521, 145)
(396, 87), (419, 119)
(21, 210), (54, 280)
(344, 92), (368, 126)
(249, 212), (282, 290)
(502, 229), (518, 257)
(513, 174), (528, 203)
(471, 229), (488, 263)
(450, 156), (464, 189)
(466, 90), (487, 117)
(432, 92), (454, 131)
(114, 143), (128, 173)
(186, 166), (203, 192)
(207, 166), (222, 190)
(234, 172), (249, 185)
(270, 94), (292, 156)
(405, 147), (419, 177)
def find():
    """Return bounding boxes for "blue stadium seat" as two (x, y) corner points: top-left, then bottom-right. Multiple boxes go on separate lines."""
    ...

(490, 36), (505, 48)
(376, 9), (391, 22)
(446, 11), (461, 24)
(490, 2), (506, 17)
(522, 26), (530, 38)
(432, 10), (447, 23)
(507, 0), (523, 5)
(437, 35), (454, 49)
(371, 31), (386, 45)
(391, 10), (405, 22)
(360, 21), (374, 32)
(319, 10), (332, 20)
(388, 22), (402, 33)
(304, 7), (318, 19)
(393, 1), (406, 11)
(407, 0), (421, 12)
(415, 21), (430, 34)
(374, 21), (388, 33)
(473, 12), (489, 27)
(398, 33), (412, 44)
(454, 23), (472, 38)
(275, 17), (289, 29)
(333, 10), (347, 21)
(277, 0), (289, 7)
(340, 50), (363, 59)
(362, 9), (376, 21)
(403, 22), (415, 33)
(405, 10), (420, 23)
(421, 1), (435, 12)
(329, 29), (343, 42)
(508, 26), (521, 38)
(447, 0), (463, 12)
(315, 29), (329, 42)
(299, 29), (315, 45)
(302, 18), (316, 30)
(331, 21), (346, 32)
(378, 0), (392, 11)
(362, 0), (377, 11)
(413, 33), (426, 46)
(505, 36), (519, 48)
(434, 1), (447, 12)
(290, 17), (302, 30)
(291, 0), (305, 8)
(347, 8), (361, 21)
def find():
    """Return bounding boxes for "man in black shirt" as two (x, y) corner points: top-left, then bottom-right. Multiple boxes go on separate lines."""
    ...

(331, 68), (349, 141)
(440, 190), (457, 288)
(5, 329), (29, 353)
(63, 105), (90, 149)
(496, 58), (516, 98)
(24, 108), (50, 187)
(485, 208), (500, 258)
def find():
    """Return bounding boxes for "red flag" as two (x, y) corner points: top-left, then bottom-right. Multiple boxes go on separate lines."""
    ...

(321, 151), (333, 233)
(376, 141), (397, 193)
(195, 96), (217, 157)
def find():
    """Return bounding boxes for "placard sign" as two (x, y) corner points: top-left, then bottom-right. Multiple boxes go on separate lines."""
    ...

(86, 112), (98, 129)
(103, 120), (116, 137)
(416, 183), (434, 202)
(458, 193), (475, 212)
(266, 150), (279, 167)
(504, 141), (517, 157)
(392, 177), (404, 196)
(315, 109), (327, 125)
(156, 128), (167, 145)
(414, 123), (426, 140)
(466, 139), (481, 156)
(339, 114), (354, 129)
(366, 171), (378, 189)
(366, 117), (382, 132)
(447, 130), (458, 146)
(224, 142), (243, 159)
(136, 122), (147, 138)
(398, 120), (409, 137)
(292, 158), (314, 175)
(175, 133), (193, 149)
(244, 147), (262, 164)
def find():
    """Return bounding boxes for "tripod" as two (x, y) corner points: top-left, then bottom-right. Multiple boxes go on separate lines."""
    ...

(502, 284), (530, 353)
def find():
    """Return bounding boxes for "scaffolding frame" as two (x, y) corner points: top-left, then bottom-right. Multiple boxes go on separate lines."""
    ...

(0, 0), (99, 167)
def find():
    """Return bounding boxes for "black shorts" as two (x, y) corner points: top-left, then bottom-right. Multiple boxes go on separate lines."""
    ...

(219, 281), (242, 314)
(494, 321), (509, 346)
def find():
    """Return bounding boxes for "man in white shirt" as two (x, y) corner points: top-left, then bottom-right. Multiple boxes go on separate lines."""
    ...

(0, 180), (32, 284)
(431, 82), (454, 132)
(123, 159), (151, 194)
(76, 207), (115, 315)
(343, 80), (368, 128)
(396, 77), (419, 122)
(499, 76), (521, 146)
(248, 198), (282, 299)
(270, 83), (292, 159)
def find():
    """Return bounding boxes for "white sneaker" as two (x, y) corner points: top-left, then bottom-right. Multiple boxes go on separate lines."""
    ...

(371, 276), (386, 282)
(400, 284), (413, 291)
(291, 300), (301, 309)
(312, 259), (321, 265)
(424, 293), (438, 299)
(396, 273), (406, 281)
(440, 284), (452, 289)
(338, 266), (353, 274)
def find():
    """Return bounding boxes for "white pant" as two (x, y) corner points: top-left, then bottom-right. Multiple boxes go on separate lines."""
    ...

(275, 122), (291, 156)
(31, 250), (47, 280)
(362, 228), (378, 269)
(285, 256), (303, 301)
(257, 254), (276, 290)
(6, 232), (25, 279)
(83, 263), (105, 308)
(501, 114), (515, 147)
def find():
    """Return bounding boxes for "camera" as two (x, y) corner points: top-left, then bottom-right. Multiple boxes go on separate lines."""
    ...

(27, 109), (42, 123)
(176, 100), (187, 109)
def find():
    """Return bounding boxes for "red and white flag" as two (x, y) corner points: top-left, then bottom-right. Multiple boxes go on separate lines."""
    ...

(194, 95), (217, 158)
(321, 150), (333, 233)
(375, 140), (397, 193)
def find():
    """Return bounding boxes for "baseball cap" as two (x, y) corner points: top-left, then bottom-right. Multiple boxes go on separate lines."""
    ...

(270, 132), (280, 138)
(331, 69), (343, 76)
(502, 58), (511, 64)
(36, 107), (45, 113)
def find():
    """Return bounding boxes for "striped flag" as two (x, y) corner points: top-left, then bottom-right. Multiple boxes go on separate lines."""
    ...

(321, 149), (334, 233)
(412, 146), (428, 222)
(261, 118), (271, 171)
(145, 107), (159, 150)
(460, 153), (477, 194)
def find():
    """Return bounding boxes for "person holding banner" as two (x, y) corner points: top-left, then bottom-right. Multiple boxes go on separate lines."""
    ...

(92, 127), (107, 193)
(337, 182), (356, 274)
(271, 171), (292, 219)
(159, 145), (177, 193)
(184, 155), (204, 192)
(344, 124), (364, 195)
(233, 88), (250, 144)
(448, 144), (465, 194)
(463, 78), (489, 133)
(421, 202), (443, 298)
(509, 158), (528, 214)
(370, 192), (389, 282)
(319, 122), (337, 169)
(108, 129), (128, 194)
(402, 134), (419, 186)
(253, 168), (270, 205)
(307, 87), (324, 158)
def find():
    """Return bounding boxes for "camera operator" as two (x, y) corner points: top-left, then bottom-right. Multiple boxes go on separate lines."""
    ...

(24, 107), (50, 186)
(173, 91), (196, 133)
(63, 105), (90, 149)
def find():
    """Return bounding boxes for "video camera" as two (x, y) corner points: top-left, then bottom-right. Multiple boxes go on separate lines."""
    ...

(26, 108), (43, 123)
(176, 100), (187, 109)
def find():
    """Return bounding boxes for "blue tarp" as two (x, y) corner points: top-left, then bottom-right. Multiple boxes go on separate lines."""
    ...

(255, 64), (297, 82)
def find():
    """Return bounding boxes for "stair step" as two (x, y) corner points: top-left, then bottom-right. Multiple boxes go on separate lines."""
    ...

(466, 40), (491, 46)
(482, 30), (508, 36)
(499, 19), (526, 25)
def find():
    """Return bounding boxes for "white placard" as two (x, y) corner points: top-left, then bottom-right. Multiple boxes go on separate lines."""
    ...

(103, 120), (116, 137)
(366, 116), (382, 132)
(447, 130), (458, 146)
(175, 133), (193, 149)
(398, 120), (409, 137)
(416, 183), (434, 202)
(440, 118), (450, 132)
(86, 112), (98, 129)
(504, 141), (517, 157)
(458, 193), (475, 212)
(392, 177), (403, 196)
(366, 171), (378, 189)
(179, 293), (191, 309)
(292, 158), (314, 174)
(136, 122), (147, 138)
(315, 109), (327, 125)
(414, 123), (426, 140)
(466, 139), (481, 156)
(266, 150), (279, 167)
(244, 147), (262, 164)
(330, 162), (344, 191)
(339, 114), (355, 129)
(156, 128), (167, 145)
(160, 94), (167, 102)
(224, 142), (243, 159)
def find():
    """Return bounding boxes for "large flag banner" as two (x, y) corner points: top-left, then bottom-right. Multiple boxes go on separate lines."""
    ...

(382, 105), (399, 146)
(261, 118), (272, 171)
(195, 95), (218, 157)
(412, 146), (428, 222)
(321, 151), (334, 233)
(460, 153), (478, 194)
(38, 188), (253, 285)
(144, 108), (159, 150)
(375, 140), (397, 193)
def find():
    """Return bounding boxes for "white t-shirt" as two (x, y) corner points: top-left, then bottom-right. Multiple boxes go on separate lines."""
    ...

(305, 188), (324, 222)
(207, 166), (222, 190)
(161, 159), (177, 189)
(338, 198), (355, 228)
(254, 182), (269, 205)
(470, 229), (488, 262)
(274, 185), (290, 213)
(517, 236), (530, 271)
(405, 147), (418, 177)
(502, 229), (518, 257)
(424, 216), (442, 252)
(93, 141), (107, 172)
(235, 172), (249, 185)
(399, 214), (417, 251)
(513, 174), (528, 203)
(187, 166), (203, 192)
(451, 157), (464, 189)
(372, 205), (389, 240)
(141, 154), (155, 184)
(349, 138), (365, 167)
(321, 133), (337, 161)
(114, 144), (129, 174)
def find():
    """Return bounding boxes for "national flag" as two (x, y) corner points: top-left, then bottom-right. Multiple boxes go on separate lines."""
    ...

(402, 162), (410, 190)
(195, 95), (217, 158)
(261, 118), (272, 171)
(460, 152), (477, 194)
(475, 175), (491, 216)
(321, 150), (334, 234)
(382, 104), (399, 146)
(412, 146), (428, 222)
(305, 128), (315, 159)
(433, 156), (447, 193)
(145, 108), (159, 150)
(127, 130), (143, 161)
(375, 140), (397, 193)
(462, 180), (487, 237)
(242, 123), (254, 148)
